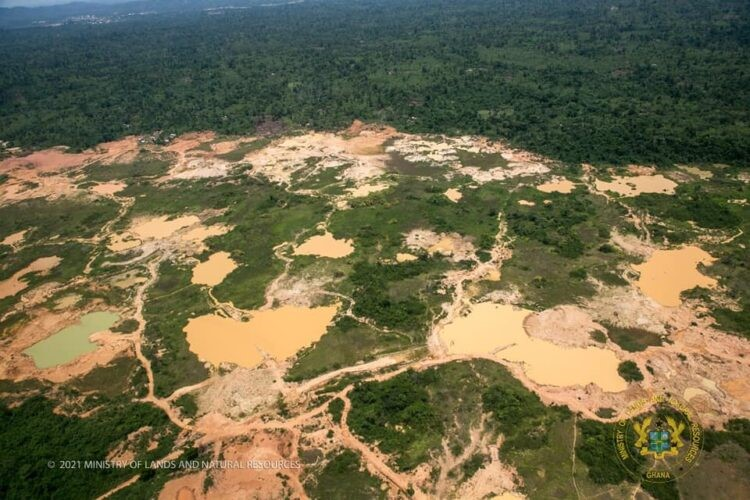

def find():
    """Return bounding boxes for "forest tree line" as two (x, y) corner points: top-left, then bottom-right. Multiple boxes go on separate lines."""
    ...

(0, 0), (749, 165)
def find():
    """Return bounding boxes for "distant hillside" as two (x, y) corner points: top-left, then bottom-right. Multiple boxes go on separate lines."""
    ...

(1, 0), (749, 166)
(0, 0), (276, 29)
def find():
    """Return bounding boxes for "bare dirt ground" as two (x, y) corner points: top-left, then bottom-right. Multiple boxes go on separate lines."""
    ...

(3, 123), (749, 500)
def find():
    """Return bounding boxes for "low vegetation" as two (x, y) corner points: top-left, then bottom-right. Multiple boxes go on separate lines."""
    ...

(142, 261), (211, 397)
(617, 361), (644, 382)
(0, 395), (178, 498)
(84, 152), (173, 183)
(304, 450), (385, 500)
(286, 316), (408, 381)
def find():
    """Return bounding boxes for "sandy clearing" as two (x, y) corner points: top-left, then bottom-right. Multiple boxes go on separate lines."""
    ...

(110, 271), (146, 289)
(524, 305), (606, 348)
(396, 252), (418, 263)
(517, 200), (535, 206)
(54, 294), (81, 310)
(0, 147), (95, 173)
(537, 179), (575, 194)
(107, 233), (142, 252)
(439, 303), (627, 392)
(678, 165), (713, 180)
(405, 229), (476, 262)
(91, 182), (126, 196)
(632, 246), (717, 307)
(444, 188), (463, 202)
(130, 215), (201, 240)
(595, 174), (677, 197)
(163, 132), (216, 155)
(183, 305), (338, 368)
(180, 224), (232, 243)
(1, 230), (28, 247)
(294, 232), (354, 258)
(0, 256), (61, 299)
(346, 182), (389, 198)
(191, 251), (237, 287)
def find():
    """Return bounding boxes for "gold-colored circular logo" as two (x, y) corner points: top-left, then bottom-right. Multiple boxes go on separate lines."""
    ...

(612, 394), (703, 483)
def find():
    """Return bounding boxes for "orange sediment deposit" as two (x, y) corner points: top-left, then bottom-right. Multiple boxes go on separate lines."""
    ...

(632, 246), (717, 307)
(439, 302), (627, 392)
(595, 174), (677, 197)
(0, 147), (95, 173)
(0, 256), (61, 299)
(537, 179), (575, 194)
(294, 232), (354, 258)
(191, 251), (237, 287)
(183, 305), (338, 368)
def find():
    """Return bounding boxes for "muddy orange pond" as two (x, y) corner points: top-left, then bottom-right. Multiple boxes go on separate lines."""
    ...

(191, 252), (237, 286)
(439, 303), (626, 392)
(183, 305), (338, 367)
(294, 232), (353, 258)
(632, 246), (717, 307)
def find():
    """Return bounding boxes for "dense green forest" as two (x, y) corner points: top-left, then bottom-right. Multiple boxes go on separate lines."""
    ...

(1, 0), (749, 165)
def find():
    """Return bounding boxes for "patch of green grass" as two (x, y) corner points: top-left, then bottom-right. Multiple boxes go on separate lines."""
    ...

(174, 393), (199, 419)
(576, 420), (635, 485)
(500, 187), (633, 308)
(328, 398), (344, 425)
(590, 330), (607, 343)
(330, 177), (511, 256)
(482, 372), (571, 451)
(305, 450), (385, 500)
(348, 360), (570, 471)
(460, 452), (488, 479)
(617, 361), (644, 382)
(505, 419), (582, 498)
(215, 138), (270, 162)
(349, 259), (447, 335)
(84, 152), (173, 182)
(633, 182), (742, 230)
(602, 323), (663, 352)
(348, 368), (443, 470)
(286, 316), (408, 381)
(704, 418), (750, 454)
(0, 242), (94, 310)
(68, 356), (139, 398)
(456, 149), (508, 170)
(595, 408), (616, 419)
(112, 318), (139, 334)
(0, 311), (28, 339)
(0, 197), (119, 245)
(142, 260), (212, 397)
(641, 480), (680, 500)
(677, 441), (750, 500)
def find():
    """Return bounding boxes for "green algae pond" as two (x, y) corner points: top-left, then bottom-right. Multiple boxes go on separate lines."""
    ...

(23, 311), (120, 369)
